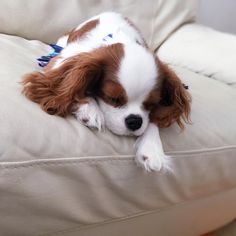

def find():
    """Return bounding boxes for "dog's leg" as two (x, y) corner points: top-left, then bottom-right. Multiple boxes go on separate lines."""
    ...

(73, 98), (105, 131)
(135, 123), (170, 172)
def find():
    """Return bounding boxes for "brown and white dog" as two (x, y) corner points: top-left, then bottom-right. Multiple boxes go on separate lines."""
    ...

(22, 12), (191, 171)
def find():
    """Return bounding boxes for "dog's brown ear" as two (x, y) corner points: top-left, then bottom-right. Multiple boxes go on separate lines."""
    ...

(22, 43), (124, 116)
(22, 71), (60, 115)
(149, 59), (191, 128)
(22, 53), (104, 116)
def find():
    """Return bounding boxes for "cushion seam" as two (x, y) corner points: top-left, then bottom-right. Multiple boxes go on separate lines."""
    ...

(1, 145), (236, 170)
(0, 146), (236, 170)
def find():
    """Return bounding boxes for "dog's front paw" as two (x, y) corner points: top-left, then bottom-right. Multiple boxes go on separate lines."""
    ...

(73, 99), (105, 131)
(135, 150), (169, 172)
(135, 136), (170, 172)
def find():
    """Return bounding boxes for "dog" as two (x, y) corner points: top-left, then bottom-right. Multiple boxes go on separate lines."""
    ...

(22, 12), (191, 171)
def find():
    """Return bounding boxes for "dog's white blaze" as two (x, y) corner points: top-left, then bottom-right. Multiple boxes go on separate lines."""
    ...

(118, 43), (158, 102)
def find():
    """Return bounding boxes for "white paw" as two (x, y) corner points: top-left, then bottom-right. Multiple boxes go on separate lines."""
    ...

(135, 139), (170, 172)
(134, 123), (172, 172)
(135, 150), (170, 172)
(73, 99), (105, 131)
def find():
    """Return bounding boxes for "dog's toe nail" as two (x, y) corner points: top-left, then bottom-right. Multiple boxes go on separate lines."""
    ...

(82, 118), (89, 123)
(143, 156), (148, 161)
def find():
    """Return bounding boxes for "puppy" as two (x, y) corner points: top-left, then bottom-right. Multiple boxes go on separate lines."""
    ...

(22, 12), (191, 171)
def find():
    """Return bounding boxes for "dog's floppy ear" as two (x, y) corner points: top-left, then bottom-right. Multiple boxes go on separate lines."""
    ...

(22, 43), (123, 116)
(22, 55), (103, 116)
(149, 59), (191, 128)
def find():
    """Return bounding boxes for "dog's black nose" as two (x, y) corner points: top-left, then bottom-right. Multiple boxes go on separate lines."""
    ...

(125, 115), (143, 131)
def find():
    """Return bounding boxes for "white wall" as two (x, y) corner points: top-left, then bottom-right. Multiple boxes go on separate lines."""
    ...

(197, 0), (236, 34)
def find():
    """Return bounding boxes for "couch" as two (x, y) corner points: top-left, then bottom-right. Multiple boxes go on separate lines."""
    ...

(0, 0), (236, 235)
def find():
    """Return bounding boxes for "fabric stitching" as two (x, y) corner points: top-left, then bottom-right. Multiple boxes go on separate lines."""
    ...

(1, 145), (236, 170)
(0, 157), (134, 170)
(0, 146), (236, 169)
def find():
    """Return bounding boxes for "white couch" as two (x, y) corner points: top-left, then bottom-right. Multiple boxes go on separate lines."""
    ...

(0, 0), (236, 235)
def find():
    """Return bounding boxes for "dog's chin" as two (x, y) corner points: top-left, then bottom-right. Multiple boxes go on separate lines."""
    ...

(107, 127), (145, 137)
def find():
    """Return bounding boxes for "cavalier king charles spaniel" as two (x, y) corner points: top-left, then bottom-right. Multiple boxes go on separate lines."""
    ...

(22, 12), (191, 171)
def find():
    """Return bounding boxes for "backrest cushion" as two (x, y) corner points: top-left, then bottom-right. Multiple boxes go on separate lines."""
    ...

(0, 0), (198, 50)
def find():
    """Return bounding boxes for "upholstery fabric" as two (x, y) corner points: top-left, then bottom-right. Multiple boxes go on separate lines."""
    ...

(0, 33), (236, 236)
(0, 0), (198, 50)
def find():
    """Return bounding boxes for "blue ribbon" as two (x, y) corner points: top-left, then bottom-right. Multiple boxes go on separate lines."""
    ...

(37, 44), (63, 67)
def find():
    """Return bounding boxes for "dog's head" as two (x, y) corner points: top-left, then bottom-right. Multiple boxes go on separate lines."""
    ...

(22, 43), (191, 136)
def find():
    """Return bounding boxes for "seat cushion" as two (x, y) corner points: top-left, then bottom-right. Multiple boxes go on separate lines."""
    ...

(0, 0), (198, 50)
(0, 34), (236, 236)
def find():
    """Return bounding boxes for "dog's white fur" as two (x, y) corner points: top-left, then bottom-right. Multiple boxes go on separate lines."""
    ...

(52, 12), (169, 171)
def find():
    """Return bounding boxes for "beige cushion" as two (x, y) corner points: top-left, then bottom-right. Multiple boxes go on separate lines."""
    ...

(158, 24), (236, 87)
(0, 0), (198, 50)
(0, 33), (236, 235)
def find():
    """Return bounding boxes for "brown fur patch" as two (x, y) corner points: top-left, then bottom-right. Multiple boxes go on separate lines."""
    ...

(67, 19), (99, 43)
(96, 44), (127, 107)
(22, 43), (125, 116)
(98, 80), (127, 107)
(144, 58), (191, 129)
(43, 56), (61, 73)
